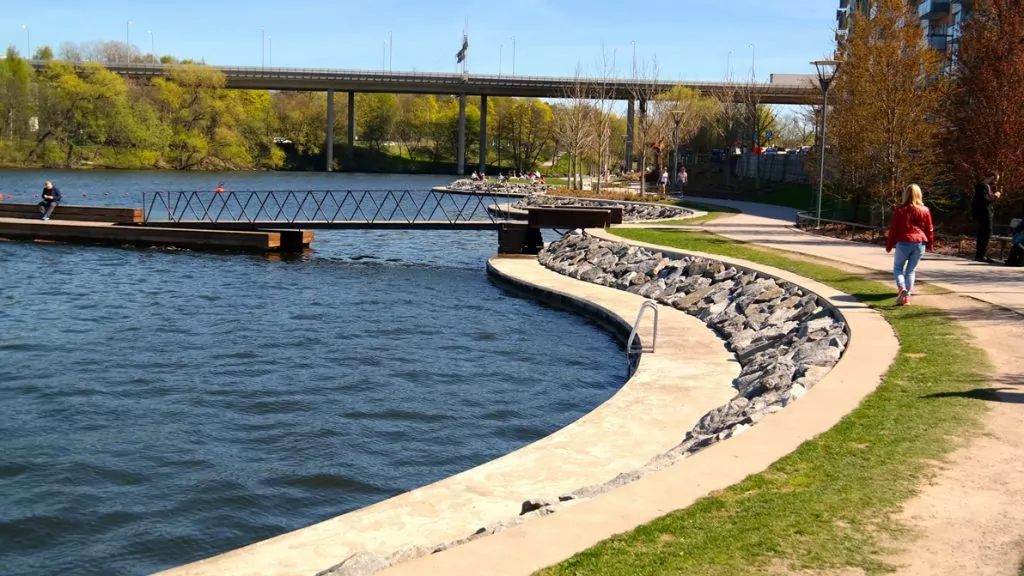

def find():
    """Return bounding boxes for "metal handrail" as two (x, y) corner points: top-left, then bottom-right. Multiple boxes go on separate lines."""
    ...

(794, 210), (1019, 259)
(626, 300), (658, 377)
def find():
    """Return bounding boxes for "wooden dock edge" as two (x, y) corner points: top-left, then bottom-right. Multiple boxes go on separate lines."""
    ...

(0, 218), (298, 253)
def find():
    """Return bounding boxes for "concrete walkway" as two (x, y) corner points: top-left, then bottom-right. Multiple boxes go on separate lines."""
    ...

(633, 197), (1024, 315)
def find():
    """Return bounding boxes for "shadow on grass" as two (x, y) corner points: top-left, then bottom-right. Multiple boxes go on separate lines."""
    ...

(924, 387), (1024, 404)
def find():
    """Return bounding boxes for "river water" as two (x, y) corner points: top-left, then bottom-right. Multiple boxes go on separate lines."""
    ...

(0, 170), (624, 576)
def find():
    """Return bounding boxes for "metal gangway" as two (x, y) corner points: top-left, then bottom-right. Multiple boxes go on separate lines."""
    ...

(141, 189), (520, 230)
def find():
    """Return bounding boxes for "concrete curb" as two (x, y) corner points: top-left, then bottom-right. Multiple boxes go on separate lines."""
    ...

(378, 230), (898, 576)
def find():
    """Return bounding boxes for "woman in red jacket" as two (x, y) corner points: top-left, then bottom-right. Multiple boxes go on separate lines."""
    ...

(886, 184), (935, 306)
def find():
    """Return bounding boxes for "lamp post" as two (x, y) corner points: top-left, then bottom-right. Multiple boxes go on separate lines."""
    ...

(631, 40), (636, 79)
(22, 25), (29, 58)
(389, 31), (393, 72)
(510, 36), (516, 77)
(148, 30), (154, 60)
(126, 20), (132, 62)
(382, 40), (387, 72)
(498, 43), (503, 77)
(747, 43), (755, 81)
(812, 59), (841, 227)
(726, 50), (732, 80)
(261, 27), (265, 69)
(268, 37), (272, 67)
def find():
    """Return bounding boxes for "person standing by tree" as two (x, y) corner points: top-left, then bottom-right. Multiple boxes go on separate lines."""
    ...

(886, 184), (935, 306)
(37, 181), (62, 221)
(973, 171), (1001, 263)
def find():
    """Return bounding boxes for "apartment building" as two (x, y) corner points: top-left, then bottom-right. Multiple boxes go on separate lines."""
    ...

(836, 0), (975, 64)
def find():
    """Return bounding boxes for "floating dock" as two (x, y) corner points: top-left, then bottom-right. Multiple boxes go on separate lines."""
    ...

(0, 205), (312, 253)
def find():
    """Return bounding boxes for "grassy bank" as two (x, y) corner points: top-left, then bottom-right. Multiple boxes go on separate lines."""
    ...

(539, 229), (989, 576)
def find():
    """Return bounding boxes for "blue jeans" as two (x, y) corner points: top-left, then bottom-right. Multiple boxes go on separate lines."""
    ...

(893, 242), (926, 294)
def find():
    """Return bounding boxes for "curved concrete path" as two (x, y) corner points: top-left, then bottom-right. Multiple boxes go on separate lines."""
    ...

(379, 241), (897, 576)
(644, 197), (1023, 315)
(158, 258), (740, 576)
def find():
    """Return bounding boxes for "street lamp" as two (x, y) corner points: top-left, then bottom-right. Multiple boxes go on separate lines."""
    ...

(631, 40), (636, 79)
(812, 59), (842, 227)
(261, 27), (265, 69)
(498, 43), (503, 77)
(148, 30), (154, 60)
(21, 25), (29, 58)
(126, 20), (132, 61)
(268, 36), (272, 67)
(510, 36), (516, 77)
(748, 43), (756, 81)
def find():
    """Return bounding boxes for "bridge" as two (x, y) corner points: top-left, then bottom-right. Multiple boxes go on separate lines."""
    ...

(28, 60), (820, 174)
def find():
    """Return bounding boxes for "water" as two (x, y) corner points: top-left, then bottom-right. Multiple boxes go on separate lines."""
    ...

(0, 171), (624, 576)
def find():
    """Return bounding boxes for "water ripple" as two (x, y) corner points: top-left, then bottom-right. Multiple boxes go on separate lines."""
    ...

(0, 172), (624, 576)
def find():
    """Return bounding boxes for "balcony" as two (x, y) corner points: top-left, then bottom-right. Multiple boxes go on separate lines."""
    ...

(919, 1), (952, 21)
(837, 11), (849, 31)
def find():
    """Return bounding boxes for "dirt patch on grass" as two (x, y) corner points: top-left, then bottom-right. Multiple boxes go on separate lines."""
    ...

(883, 292), (1024, 576)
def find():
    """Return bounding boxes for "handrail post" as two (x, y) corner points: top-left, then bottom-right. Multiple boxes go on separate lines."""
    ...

(626, 299), (658, 377)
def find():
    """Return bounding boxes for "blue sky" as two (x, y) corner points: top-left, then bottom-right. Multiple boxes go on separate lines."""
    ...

(4, 0), (836, 81)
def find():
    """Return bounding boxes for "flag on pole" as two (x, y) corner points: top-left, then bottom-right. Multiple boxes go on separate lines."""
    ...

(456, 35), (469, 63)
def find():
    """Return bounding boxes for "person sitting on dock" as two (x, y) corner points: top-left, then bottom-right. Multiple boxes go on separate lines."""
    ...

(38, 181), (62, 221)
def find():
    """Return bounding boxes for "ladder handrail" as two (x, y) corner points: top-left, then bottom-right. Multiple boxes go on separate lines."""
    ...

(626, 299), (658, 376)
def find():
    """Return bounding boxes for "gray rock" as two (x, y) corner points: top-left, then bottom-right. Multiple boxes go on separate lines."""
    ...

(520, 499), (554, 515)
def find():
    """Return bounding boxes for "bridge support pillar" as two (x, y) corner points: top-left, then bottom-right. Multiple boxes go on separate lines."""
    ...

(625, 98), (635, 172)
(479, 95), (488, 176)
(456, 93), (467, 176)
(347, 91), (356, 163)
(326, 89), (335, 172)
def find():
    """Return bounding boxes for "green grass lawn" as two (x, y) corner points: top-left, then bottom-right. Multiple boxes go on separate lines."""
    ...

(539, 229), (990, 576)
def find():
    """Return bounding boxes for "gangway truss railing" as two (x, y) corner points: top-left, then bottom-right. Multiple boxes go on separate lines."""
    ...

(626, 299), (659, 377)
(141, 189), (518, 226)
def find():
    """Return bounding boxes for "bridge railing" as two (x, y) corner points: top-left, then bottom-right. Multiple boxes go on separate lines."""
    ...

(142, 189), (518, 225)
(28, 60), (818, 95)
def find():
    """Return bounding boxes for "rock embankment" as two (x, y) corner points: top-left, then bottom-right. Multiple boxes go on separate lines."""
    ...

(513, 196), (694, 222)
(445, 179), (550, 195)
(324, 231), (849, 575)
(537, 231), (847, 497)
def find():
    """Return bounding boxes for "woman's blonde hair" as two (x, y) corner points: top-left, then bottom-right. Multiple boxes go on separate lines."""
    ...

(903, 184), (925, 207)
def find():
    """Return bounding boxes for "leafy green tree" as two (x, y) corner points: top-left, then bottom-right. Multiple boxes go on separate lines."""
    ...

(503, 98), (554, 172)
(33, 46), (54, 61)
(230, 90), (284, 169)
(149, 64), (247, 169)
(272, 91), (326, 155)
(357, 93), (399, 152)
(32, 61), (134, 166)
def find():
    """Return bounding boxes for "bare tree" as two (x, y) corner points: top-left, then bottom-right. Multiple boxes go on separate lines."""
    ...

(555, 64), (597, 190)
(588, 47), (618, 193)
(628, 57), (663, 191)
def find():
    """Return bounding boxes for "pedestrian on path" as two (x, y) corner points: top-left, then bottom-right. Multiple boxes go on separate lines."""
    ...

(886, 184), (935, 306)
(973, 171), (1001, 263)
